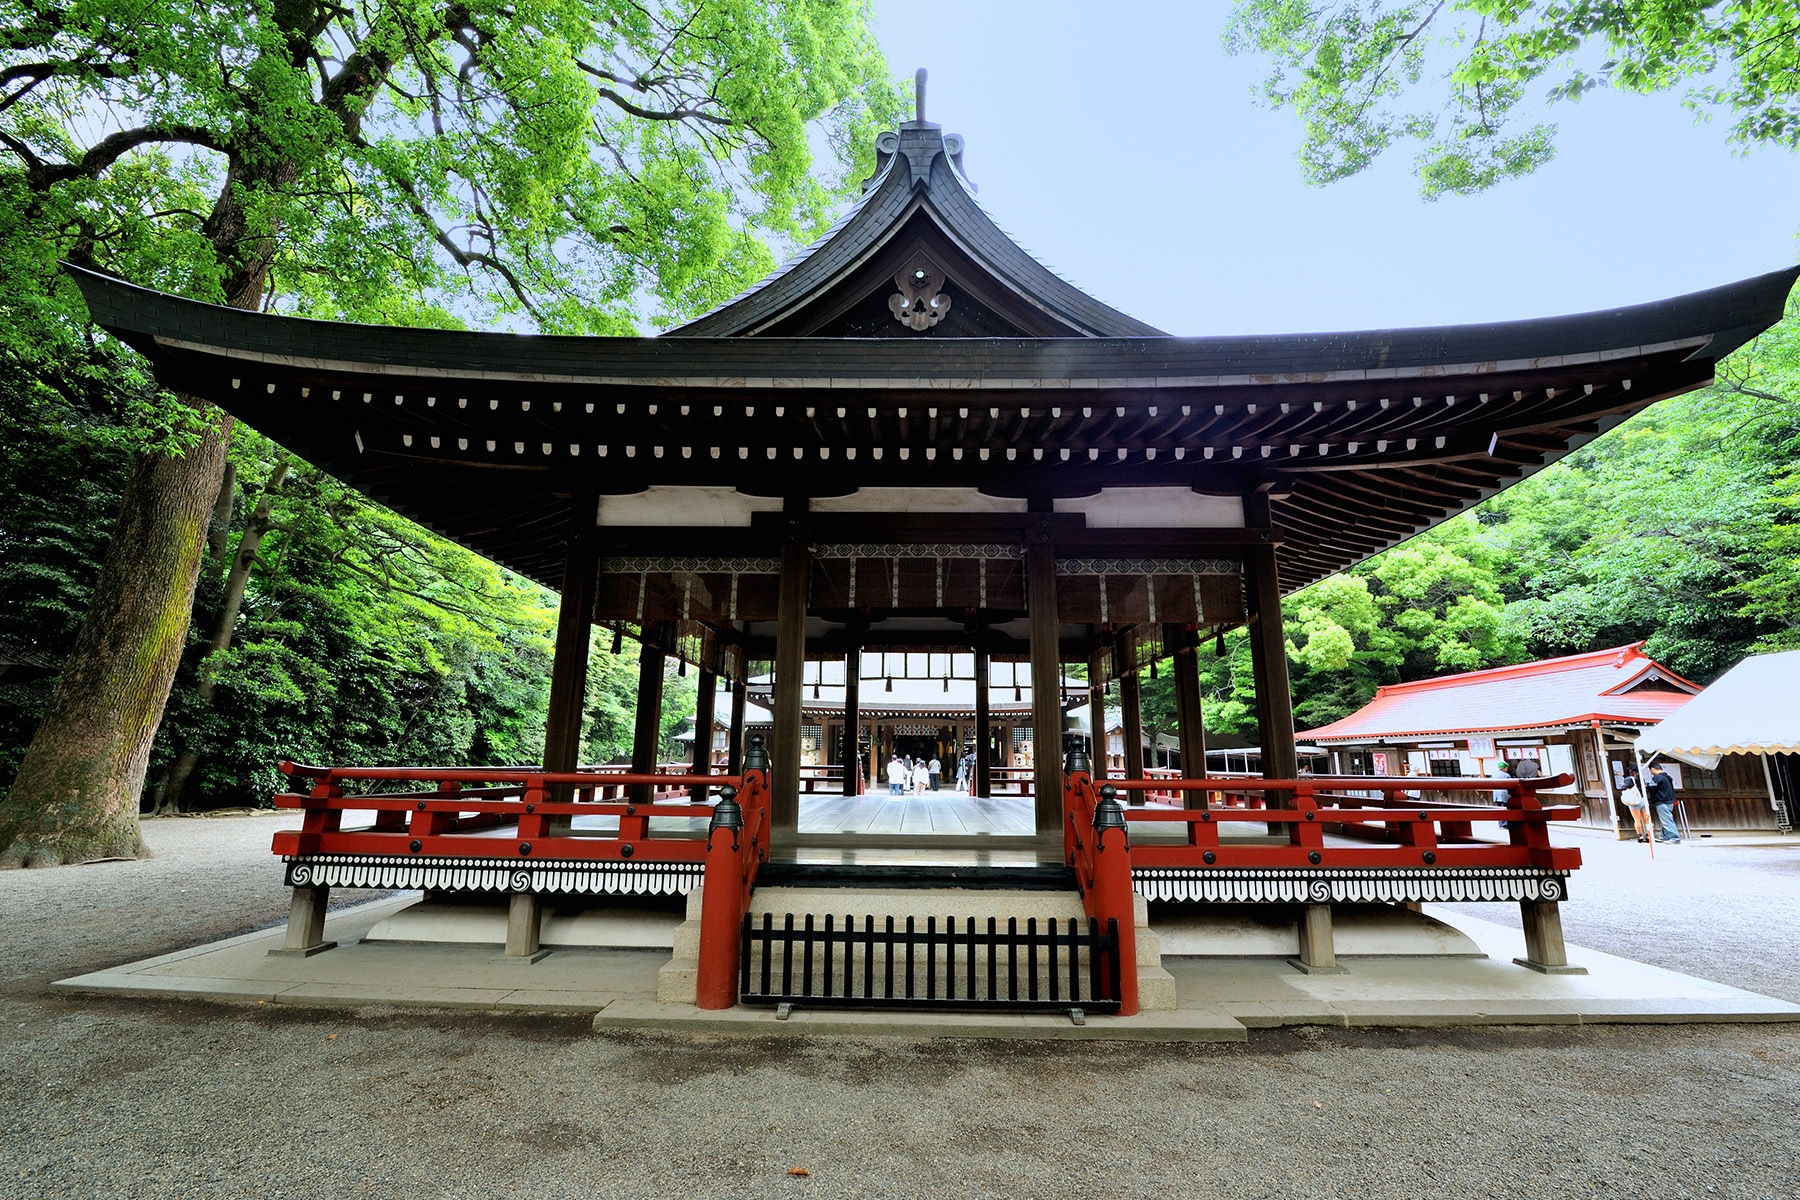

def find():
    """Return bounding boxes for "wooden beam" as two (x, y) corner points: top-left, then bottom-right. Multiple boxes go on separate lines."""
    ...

(1027, 535), (1064, 834)
(1172, 640), (1207, 800)
(726, 676), (747, 776)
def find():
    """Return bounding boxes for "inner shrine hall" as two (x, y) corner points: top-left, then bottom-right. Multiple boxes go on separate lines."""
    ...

(70, 77), (1798, 1017)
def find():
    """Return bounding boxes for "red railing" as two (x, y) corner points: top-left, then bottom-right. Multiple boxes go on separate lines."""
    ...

(271, 761), (737, 863)
(1103, 774), (1582, 872)
(271, 746), (774, 1011)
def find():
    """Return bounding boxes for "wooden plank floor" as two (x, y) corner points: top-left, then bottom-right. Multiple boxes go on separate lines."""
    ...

(798, 791), (1038, 837)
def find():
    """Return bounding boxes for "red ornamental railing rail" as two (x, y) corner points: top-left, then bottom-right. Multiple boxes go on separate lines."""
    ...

(270, 742), (775, 1010)
(271, 761), (742, 863)
(1103, 774), (1583, 873)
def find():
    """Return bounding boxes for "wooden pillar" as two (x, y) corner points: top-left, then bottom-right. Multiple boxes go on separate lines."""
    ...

(726, 676), (747, 776)
(842, 647), (861, 796)
(1120, 669), (1146, 785)
(630, 621), (667, 805)
(1173, 636), (1209, 801)
(272, 885), (335, 957)
(543, 514), (598, 775)
(1246, 541), (1298, 782)
(974, 642), (992, 799)
(1026, 539), (1063, 835)
(690, 669), (717, 804)
(1087, 676), (1106, 775)
(771, 520), (810, 835)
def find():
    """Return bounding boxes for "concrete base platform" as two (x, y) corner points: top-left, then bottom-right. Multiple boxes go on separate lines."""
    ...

(53, 893), (1800, 1036)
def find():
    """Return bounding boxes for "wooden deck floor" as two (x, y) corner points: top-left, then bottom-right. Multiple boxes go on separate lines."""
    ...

(797, 791), (1037, 837)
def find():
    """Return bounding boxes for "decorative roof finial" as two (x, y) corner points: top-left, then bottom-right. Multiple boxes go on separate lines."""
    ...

(915, 67), (927, 124)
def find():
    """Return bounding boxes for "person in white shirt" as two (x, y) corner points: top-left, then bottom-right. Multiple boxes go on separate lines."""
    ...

(912, 760), (930, 795)
(886, 756), (905, 796)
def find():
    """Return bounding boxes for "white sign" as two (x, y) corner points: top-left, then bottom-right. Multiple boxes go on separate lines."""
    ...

(1466, 737), (1496, 759)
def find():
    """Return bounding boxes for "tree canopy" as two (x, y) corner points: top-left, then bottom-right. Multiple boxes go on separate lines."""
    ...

(1223, 1), (1800, 196)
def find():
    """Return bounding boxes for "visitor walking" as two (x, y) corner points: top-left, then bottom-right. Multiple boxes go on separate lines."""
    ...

(886, 755), (905, 797)
(928, 756), (941, 791)
(1618, 773), (1651, 841)
(1487, 758), (1513, 828)
(1647, 762), (1681, 843)
(911, 759), (930, 795)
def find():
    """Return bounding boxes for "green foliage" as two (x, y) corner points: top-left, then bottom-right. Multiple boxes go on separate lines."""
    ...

(1225, 0), (1800, 196)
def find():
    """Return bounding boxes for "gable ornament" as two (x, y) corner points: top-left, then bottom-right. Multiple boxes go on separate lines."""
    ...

(889, 256), (953, 331)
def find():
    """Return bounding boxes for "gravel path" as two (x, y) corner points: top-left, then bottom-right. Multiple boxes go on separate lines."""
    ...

(2, 815), (1798, 1199)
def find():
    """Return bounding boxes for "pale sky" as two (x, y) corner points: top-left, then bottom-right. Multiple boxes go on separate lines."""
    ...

(868, 1), (1800, 336)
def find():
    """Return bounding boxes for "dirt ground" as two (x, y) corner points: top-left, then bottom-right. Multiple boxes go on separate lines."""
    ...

(2, 813), (1796, 1200)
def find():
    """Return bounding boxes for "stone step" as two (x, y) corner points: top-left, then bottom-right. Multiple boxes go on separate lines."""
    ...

(659, 884), (1175, 1010)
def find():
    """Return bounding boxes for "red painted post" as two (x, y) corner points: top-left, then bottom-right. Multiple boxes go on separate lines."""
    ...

(1089, 779), (1140, 1017)
(695, 784), (746, 1010)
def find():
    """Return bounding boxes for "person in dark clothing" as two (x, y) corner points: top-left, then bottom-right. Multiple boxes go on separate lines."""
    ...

(1646, 763), (1680, 843)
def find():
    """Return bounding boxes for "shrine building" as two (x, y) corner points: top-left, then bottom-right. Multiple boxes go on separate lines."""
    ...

(69, 78), (1798, 1016)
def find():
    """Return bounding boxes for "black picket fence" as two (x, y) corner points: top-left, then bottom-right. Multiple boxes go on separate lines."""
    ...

(738, 912), (1122, 1013)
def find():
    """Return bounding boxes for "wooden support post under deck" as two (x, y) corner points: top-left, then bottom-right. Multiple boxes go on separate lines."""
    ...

(270, 884), (336, 957)
(771, 523), (810, 835)
(691, 669), (716, 804)
(842, 647), (861, 796)
(1026, 536), (1063, 835)
(1246, 540), (1298, 793)
(630, 622), (668, 806)
(1290, 903), (1342, 974)
(1172, 635), (1209, 804)
(1120, 668), (1146, 793)
(974, 643), (992, 799)
(1516, 899), (1585, 974)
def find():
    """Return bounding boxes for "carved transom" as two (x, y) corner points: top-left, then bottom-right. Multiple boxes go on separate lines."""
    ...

(889, 254), (953, 331)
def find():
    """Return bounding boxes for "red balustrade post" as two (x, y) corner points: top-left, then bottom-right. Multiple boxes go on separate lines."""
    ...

(696, 783), (747, 1009)
(1089, 780), (1140, 1016)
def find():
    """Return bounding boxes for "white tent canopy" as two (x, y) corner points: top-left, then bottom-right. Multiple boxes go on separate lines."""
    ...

(1635, 649), (1800, 767)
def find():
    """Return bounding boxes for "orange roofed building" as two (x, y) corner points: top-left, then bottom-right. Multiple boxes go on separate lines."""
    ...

(1304, 644), (1782, 836)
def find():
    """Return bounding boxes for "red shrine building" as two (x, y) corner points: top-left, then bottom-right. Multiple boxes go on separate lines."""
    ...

(71, 83), (1796, 1016)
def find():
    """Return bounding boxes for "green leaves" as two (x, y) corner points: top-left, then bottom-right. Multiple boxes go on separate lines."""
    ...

(1225, 0), (1800, 196)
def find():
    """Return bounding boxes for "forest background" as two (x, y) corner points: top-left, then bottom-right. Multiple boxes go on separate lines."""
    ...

(3, 0), (1800, 813)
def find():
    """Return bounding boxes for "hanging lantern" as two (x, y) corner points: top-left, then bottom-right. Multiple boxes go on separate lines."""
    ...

(1215, 631), (1227, 657)
(611, 628), (623, 654)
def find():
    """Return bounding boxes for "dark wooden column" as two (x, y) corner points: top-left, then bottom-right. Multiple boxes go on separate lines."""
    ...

(1120, 668), (1146, 784)
(630, 621), (668, 805)
(542, 515), (598, 775)
(841, 647), (861, 796)
(1172, 636), (1209, 802)
(1087, 674), (1106, 775)
(974, 642), (992, 799)
(726, 677), (747, 776)
(690, 668), (717, 803)
(1246, 541), (1298, 783)
(771, 508), (810, 836)
(1026, 537), (1063, 835)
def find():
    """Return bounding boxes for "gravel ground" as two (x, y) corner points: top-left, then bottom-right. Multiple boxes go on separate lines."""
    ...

(2, 815), (1798, 1200)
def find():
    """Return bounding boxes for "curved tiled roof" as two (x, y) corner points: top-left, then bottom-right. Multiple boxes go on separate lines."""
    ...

(1304, 643), (1700, 742)
(668, 121), (1164, 338)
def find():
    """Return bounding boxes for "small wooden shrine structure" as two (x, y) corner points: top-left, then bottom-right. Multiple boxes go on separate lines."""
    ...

(69, 79), (1798, 1013)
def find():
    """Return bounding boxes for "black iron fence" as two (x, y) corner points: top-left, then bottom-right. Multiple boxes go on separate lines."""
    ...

(738, 912), (1122, 1012)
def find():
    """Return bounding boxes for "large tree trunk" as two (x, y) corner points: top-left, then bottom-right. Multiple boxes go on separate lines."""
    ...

(156, 457), (289, 813)
(0, 406), (232, 867)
